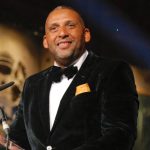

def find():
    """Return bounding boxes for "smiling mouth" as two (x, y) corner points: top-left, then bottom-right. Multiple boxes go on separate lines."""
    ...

(57, 41), (72, 49)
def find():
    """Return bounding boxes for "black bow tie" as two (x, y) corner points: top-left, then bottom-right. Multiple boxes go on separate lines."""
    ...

(51, 65), (78, 82)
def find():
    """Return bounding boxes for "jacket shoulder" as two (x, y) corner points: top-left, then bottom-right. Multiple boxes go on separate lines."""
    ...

(89, 51), (130, 73)
(25, 66), (52, 84)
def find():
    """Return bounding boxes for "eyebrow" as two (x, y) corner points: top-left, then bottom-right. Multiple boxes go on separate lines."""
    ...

(48, 20), (78, 27)
(48, 23), (59, 27)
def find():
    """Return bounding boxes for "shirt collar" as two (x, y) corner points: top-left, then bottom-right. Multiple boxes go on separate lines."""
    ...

(73, 50), (88, 70)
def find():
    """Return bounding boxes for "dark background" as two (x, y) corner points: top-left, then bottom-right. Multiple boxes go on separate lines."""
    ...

(0, 0), (150, 68)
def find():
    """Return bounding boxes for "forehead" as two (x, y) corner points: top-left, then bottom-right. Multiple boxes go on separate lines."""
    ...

(46, 8), (83, 25)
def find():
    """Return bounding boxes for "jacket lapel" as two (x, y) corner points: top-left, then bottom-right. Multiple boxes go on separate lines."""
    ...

(38, 68), (53, 135)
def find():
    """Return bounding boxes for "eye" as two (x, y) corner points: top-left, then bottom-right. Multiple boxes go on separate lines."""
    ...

(49, 26), (58, 32)
(67, 22), (76, 29)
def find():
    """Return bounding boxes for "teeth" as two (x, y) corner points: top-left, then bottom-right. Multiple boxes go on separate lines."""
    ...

(58, 42), (71, 48)
(58, 41), (71, 45)
(58, 41), (71, 46)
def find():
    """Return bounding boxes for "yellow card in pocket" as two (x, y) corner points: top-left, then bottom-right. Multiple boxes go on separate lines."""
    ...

(75, 83), (91, 96)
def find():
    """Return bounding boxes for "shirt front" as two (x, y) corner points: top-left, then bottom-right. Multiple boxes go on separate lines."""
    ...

(49, 50), (88, 130)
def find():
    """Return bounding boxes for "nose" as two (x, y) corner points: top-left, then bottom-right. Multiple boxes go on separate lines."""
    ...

(58, 27), (69, 38)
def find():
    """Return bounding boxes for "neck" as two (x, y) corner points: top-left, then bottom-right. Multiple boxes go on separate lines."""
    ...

(54, 60), (73, 68)
(54, 56), (79, 68)
(54, 50), (88, 70)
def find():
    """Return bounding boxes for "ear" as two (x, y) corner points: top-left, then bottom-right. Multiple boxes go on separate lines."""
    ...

(84, 28), (91, 43)
(43, 35), (48, 48)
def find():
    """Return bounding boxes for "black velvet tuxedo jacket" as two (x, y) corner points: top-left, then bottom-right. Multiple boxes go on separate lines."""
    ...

(9, 51), (138, 150)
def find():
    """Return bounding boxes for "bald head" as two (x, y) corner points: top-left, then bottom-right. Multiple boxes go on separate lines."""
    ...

(45, 6), (85, 32)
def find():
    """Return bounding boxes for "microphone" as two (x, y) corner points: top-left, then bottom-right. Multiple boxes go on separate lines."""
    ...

(0, 107), (9, 135)
(0, 107), (24, 150)
(0, 107), (10, 150)
(0, 81), (15, 91)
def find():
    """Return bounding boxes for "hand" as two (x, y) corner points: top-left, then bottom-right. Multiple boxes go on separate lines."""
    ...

(0, 133), (24, 150)
(0, 133), (6, 147)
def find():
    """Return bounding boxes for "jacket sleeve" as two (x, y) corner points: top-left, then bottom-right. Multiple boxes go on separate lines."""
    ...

(73, 62), (139, 150)
(9, 79), (31, 150)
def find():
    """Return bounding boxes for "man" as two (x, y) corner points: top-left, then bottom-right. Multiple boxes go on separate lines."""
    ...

(7, 6), (138, 150)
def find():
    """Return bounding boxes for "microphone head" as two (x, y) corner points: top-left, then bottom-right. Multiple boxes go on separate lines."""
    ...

(0, 107), (9, 135)
(0, 81), (15, 91)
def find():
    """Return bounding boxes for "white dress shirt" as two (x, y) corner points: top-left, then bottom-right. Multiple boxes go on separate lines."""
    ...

(49, 50), (88, 130)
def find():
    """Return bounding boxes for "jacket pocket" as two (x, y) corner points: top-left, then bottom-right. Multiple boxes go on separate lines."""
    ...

(70, 92), (97, 113)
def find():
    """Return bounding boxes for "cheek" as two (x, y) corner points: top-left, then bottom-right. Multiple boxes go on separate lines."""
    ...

(46, 33), (56, 44)
(47, 39), (57, 50)
(74, 34), (86, 46)
(76, 30), (86, 42)
(70, 29), (83, 39)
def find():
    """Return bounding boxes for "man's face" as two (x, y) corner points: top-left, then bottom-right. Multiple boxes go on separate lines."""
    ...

(43, 8), (90, 66)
